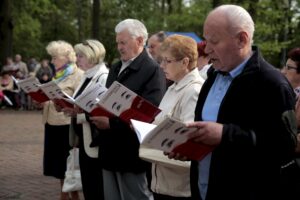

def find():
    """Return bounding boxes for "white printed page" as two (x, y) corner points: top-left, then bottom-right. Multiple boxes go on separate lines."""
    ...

(130, 119), (157, 143)
(39, 81), (65, 99)
(15, 76), (40, 93)
(140, 117), (197, 152)
(75, 83), (107, 113)
(98, 81), (136, 116)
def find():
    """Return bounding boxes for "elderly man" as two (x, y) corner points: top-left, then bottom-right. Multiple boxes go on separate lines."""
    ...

(168, 4), (297, 200)
(147, 31), (167, 63)
(90, 19), (166, 200)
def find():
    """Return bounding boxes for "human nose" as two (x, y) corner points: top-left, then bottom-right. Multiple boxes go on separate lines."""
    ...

(281, 67), (287, 74)
(160, 60), (166, 69)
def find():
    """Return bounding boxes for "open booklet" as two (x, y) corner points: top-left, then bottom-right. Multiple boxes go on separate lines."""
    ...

(131, 117), (215, 161)
(13, 76), (49, 103)
(72, 81), (161, 124)
(14, 76), (74, 107)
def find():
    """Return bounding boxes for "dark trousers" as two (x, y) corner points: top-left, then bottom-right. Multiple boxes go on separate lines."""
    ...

(280, 159), (300, 200)
(153, 193), (192, 200)
(78, 136), (104, 200)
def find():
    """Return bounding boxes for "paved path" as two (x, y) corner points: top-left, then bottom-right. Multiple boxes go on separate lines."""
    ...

(0, 110), (84, 200)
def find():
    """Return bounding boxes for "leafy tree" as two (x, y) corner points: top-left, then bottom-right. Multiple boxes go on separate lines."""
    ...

(0, 0), (13, 67)
(1, 0), (300, 68)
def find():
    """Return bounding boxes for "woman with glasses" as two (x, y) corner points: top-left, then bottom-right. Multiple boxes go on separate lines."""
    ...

(63, 39), (108, 200)
(140, 34), (204, 200)
(281, 47), (300, 200)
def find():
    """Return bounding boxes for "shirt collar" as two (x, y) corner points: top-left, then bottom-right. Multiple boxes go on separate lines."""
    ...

(169, 68), (203, 91)
(229, 58), (249, 78)
(84, 64), (102, 78)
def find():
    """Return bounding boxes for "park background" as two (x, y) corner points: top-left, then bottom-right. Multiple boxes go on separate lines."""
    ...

(1, 0), (300, 68)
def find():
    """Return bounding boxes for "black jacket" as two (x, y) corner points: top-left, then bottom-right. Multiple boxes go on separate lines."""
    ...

(95, 49), (166, 173)
(191, 47), (297, 200)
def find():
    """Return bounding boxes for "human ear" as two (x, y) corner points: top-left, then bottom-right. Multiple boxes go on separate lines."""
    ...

(237, 31), (248, 48)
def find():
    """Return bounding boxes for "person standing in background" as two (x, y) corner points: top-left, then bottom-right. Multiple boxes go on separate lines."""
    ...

(90, 18), (166, 200)
(43, 40), (83, 200)
(148, 31), (173, 87)
(280, 47), (300, 200)
(196, 41), (211, 80)
(14, 54), (29, 110)
(148, 31), (167, 64)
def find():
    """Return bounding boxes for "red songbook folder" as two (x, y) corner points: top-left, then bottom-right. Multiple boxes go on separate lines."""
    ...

(14, 76), (49, 103)
(75, 81), (161, 124)
(131, 117), (215, 161)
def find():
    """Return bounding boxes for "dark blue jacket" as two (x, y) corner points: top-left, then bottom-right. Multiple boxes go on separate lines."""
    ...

(191, 47), (297, 200)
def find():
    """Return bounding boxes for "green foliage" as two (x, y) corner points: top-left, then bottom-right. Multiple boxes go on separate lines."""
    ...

(7, 0), (300, 67)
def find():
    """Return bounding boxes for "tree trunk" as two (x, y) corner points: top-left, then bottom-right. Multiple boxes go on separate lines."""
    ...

(92, 0), (100, 40)
(77, 0), (83, 41)
(0, 0), (13, 67)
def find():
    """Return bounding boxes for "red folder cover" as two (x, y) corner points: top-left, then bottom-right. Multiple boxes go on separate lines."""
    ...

(131, 117), (215, 161)
(28, 90), (50, 103)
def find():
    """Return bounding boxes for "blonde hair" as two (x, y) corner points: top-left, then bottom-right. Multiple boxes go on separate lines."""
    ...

(74, 39), (106, 64)
(160, 34), (198, 70)
(46, 40), (76, 63)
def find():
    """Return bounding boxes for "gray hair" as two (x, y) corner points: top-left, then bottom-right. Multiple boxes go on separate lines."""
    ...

(213, 4), (255, 44)
(115, 19), (148, 46)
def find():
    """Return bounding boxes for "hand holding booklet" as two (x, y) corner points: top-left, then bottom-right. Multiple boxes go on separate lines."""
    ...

(14, 76), (74, 107)
(131, 117), (215, 161)
(13, 76), (49, 103)
(76, 81), (161, 123)
(16, 78), (161, 123)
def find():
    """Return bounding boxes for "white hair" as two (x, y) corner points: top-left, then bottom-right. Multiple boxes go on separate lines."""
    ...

(214, 4), (255, 44)
(115, 19), (148, 46)
(46, 40), (77, 63)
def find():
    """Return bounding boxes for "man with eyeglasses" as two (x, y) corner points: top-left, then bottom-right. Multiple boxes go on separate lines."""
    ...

(281, 47), (300, 200)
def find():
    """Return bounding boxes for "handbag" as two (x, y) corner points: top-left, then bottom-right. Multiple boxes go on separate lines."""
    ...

(62, 147), (82, 192)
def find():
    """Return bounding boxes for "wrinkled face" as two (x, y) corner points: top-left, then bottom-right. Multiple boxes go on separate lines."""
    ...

(51, 55), (68, 69)
(203, 13), (240, 71)
(160, 51), (189, 82)
(281, 58), (300, 88)
(148, 36), (161, 60)
(76, 53), (93, 71)
(116, 30), (142, 62)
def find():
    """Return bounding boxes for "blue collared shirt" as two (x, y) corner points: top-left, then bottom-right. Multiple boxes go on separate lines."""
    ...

(198, 58), (249, 200)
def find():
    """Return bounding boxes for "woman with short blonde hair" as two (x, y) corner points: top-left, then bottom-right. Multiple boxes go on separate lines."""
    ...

(66, 39), (109, 200)
(43, 40), (83, 200)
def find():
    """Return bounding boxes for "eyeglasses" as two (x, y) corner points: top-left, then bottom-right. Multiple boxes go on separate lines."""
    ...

(161, 58), (183, 65)
(285, 65), (298, 71)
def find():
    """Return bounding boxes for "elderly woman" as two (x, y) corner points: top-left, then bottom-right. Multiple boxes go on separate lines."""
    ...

(65, 39), (108, 200)
(43, 40), (83, 200)
(140, 34), (204, 200)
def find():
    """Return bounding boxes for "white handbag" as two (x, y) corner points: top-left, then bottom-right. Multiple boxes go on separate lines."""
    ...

(62, 148), (82, 192)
